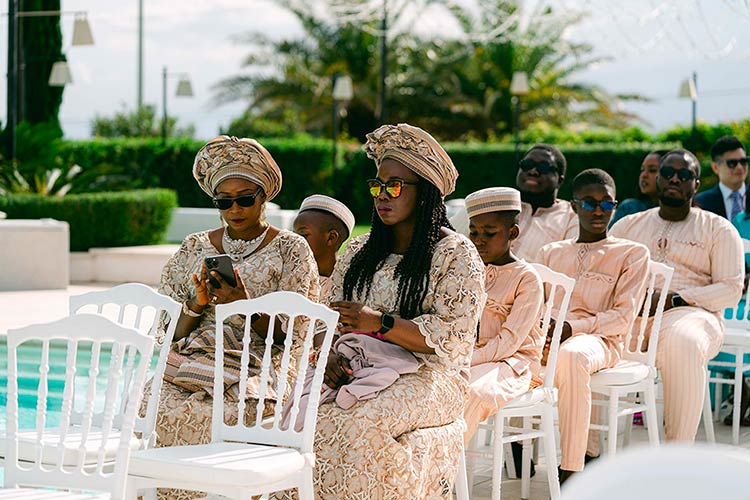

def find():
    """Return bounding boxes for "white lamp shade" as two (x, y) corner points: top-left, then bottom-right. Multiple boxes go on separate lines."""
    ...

(48, 61), (73, 86)
(510, 71), (530, 96)
(678, 78), (697, 100)
(72, 17), (94, 46)
(176, 77), (194, 97)
(333, 75), (354, 101)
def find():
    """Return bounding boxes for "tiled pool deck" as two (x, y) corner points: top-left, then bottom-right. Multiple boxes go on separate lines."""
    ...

(1, 284), (749, 499)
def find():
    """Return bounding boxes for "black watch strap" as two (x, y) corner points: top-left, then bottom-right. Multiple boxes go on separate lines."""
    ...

(378, 313), (395, 334)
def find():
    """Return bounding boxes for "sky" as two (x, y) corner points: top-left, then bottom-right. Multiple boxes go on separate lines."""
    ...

(1, 0), (750, 141)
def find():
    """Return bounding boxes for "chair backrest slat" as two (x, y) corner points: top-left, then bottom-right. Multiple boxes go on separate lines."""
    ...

(724, 238), (750, 324)
(4, 313), (154, 497)
(531, 263), (576, 389)
(213, 292), (339, 453)
(623, 261), (674, 367)
(69, 283), (181, 448)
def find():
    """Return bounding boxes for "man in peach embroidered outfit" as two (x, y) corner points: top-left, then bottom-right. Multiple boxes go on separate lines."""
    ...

(463, 187), (545, 443)
(294, 194), (355, 299)
(450, 144), (577, 262)
(610, 149), (744, 443)
(539, 169), (650, 483)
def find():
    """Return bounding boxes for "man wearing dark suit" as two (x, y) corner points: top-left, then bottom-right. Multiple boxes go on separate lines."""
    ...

(695, 136), (748, 222)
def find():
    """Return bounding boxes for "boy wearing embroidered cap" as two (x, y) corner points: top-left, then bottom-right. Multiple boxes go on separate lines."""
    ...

(463, 187), (545, 444)
(294, 194), (355, 298)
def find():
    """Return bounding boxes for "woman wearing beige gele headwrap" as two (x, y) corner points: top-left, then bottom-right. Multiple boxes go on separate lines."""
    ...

(148, 135), (320, 500)
(274, 124), (485, 500)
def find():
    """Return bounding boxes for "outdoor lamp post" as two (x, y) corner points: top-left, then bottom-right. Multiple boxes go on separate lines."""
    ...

(5, 4), (95, 160)
(161, 67), (194, 142)
(332, 74), (353, 170)
(679, 71), (698, 138)
(510, 71), (530, 162)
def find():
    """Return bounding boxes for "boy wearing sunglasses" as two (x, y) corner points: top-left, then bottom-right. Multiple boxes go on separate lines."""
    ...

(610, 149), (744, 445)
(538, 169), (650, 484)
(695, 136), (748, 221)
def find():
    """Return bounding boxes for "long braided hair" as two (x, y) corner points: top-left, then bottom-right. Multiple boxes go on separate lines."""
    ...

(342, 179), (453, 319)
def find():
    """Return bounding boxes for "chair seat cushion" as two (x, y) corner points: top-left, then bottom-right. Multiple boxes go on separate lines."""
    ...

(0, 487), (109, 498)
(0, 428), (141, 466)
(128, 442), (307, 487)
(723, 327), (750, 347)
(505, 388), (548, 409)
(590, 360), (651, 387)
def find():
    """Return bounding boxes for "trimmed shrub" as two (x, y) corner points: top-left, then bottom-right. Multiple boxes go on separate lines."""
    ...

(0, 189), (177, 251)
(57, 137), (334, 209)
(337, 142), (680, 221)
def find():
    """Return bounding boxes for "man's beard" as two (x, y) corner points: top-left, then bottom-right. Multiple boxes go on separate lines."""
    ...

(520, 190), (555, 208)
(658, 192), (688, 208)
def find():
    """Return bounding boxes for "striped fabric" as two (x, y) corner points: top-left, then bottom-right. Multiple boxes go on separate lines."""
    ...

(465, 187), (522, 218)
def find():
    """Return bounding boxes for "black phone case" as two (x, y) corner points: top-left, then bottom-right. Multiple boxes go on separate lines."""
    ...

(205, 254), (237, 288)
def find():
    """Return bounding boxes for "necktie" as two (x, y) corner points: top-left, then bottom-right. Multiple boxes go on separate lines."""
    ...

(730, 190), (743, 222)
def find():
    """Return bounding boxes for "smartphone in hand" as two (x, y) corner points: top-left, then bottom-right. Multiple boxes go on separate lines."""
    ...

(204, 254), (237, 288)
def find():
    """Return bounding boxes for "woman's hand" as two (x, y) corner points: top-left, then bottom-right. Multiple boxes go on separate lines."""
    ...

(190, 263), (211, 307)
(323, 352), (352, 390)
(329, 301), (383, 333)
(206, 268), (248, 305)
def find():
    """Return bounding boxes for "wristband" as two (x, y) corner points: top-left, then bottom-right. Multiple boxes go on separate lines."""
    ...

(182, 301), (203, 318)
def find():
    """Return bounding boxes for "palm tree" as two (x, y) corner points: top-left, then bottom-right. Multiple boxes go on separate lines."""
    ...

(214, 0), (641, 141)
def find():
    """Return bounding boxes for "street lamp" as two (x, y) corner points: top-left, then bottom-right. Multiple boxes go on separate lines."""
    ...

(679, 71), (698, 138)
(510, 71), (530, 162)
(161, 67), (194, 142)
(5, 5), (95, 160)
(332, 74), (353, 170)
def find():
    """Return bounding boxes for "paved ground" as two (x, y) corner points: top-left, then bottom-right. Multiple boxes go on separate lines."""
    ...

(2, 284), (750, 499)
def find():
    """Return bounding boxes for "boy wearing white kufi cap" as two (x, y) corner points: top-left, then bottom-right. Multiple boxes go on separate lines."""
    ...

(294, 194), (356, 299)
(463, 187), (546, 448)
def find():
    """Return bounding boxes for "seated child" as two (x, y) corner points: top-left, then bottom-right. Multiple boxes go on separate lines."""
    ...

(294, 194), (355, 298)
(538, 168), (650, 484)
(463, 187), (545, 443)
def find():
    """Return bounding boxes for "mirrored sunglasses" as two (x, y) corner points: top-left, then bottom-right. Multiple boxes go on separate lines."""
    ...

(519, 159), (558, 175)
(212, 192), (260, 210)
(724, 157), (750, 169)
(367, 178), (419, 199)
(573, 199), (618, 212)
(659, 166), (696, 182)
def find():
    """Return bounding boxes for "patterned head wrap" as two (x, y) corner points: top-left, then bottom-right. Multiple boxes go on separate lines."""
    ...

(465, 187), (522, 218)
(298, 194), (356, 237)
(364, 123), (458, 197)
(193, 135), (282, 201)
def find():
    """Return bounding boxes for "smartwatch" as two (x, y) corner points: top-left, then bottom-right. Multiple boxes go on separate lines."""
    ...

(671, 294), (686, 308)
(378, 313), (395, 335)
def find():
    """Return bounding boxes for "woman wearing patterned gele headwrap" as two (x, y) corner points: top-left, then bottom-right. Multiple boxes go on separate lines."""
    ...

(277, 124), (485, 500)
(147, 135), (319, 500)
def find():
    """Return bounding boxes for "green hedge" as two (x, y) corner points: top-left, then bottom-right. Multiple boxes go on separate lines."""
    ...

(58, 137), (334, 209)
(56, 138), (706, 223)
(0, 189), (177, 251)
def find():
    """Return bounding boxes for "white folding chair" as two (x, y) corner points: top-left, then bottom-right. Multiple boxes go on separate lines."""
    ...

(459, 263), (575, 500)
(69, 283), (181, 449)
(704, 237), (750, 446)
(125, 291), (339, 500)
(1, 314), (154, 499)
(589, 261), (673, 456)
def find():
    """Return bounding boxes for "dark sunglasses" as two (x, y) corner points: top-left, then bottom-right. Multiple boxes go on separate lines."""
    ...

(659, 166), (696, 182)
(723, 157), (750, 169)
(367, 178), (419, 199)
(519, 159), (558, 175)
(573, 199), (618, 212)
(212, 192), (261, 210)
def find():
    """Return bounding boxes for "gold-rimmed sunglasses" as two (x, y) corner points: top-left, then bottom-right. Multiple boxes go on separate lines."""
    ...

(366, 178), (419, 199)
